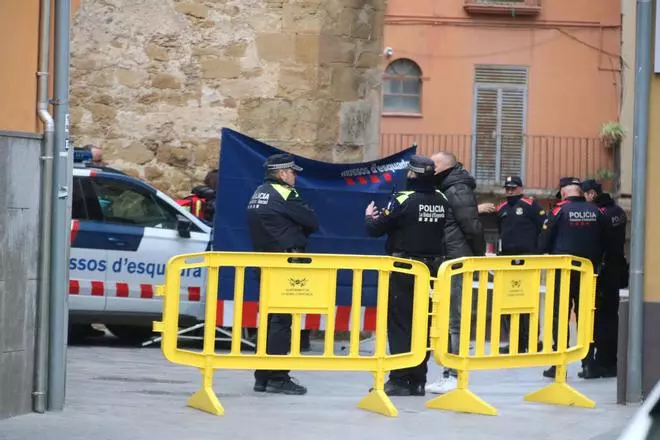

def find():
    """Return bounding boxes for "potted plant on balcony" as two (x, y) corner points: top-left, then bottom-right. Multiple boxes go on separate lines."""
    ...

(600, 121), (625, 149)
(596, 167), (618, 193)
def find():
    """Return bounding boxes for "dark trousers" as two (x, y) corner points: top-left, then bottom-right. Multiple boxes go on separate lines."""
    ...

(551, 270), (582, 363)
(254, 313), (292, 382)
(387, 272), (431, 385)
(588, 263), (622, 369)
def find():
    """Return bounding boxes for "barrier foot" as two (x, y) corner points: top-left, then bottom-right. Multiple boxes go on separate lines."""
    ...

(188, 386), (224, 416)
(425, 389), (497, 416)
(357, 390), (397, 417)
(524, 382), (595, 409)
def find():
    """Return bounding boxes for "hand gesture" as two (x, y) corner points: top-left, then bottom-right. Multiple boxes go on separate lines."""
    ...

(365, 201), (380, 219)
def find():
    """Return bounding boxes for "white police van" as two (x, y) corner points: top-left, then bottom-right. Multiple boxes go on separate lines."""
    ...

(69, 150), (211, 343)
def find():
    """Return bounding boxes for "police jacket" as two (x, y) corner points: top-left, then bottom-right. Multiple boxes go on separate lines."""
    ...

(538, 196), (609, 268)
(496, 195), (546, 254)
(246, 178), (319, 252)
(434, 165), (486, 258)
(365, 177), (454, 259)
(595, 193), (627, 260)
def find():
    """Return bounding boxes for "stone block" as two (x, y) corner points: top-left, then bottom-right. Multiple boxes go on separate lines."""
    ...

(175, 1), (209, 19)
(283, 4), (325, 34)
(151, 73), (182, 89)
(145, 43), (170, 61)
(338, 99), (379, 147)
(316, 100), (341, 143)
(256, 33), (295, 62)
(122, 142), (155, 165)
(319, 35), (356, 65)
(144, 166), (164, 180)
(225, 41), (249, 58)
(201, 57), (242, 79)
(294, 34), (320, 64)
(88, 103), (118, 124)
(277, 65), (318, 99)
(330, 65), (359, 101)
(355, 50), (381, 69)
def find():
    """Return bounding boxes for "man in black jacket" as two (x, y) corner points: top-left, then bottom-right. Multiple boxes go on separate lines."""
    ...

(246, 153), (319, 395)
(426, 152), (486, 394)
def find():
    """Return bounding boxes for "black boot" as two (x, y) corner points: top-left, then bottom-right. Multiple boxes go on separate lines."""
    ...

(384, 379), (411, 396)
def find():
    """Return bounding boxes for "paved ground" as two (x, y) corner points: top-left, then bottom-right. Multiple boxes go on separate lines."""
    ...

(0, 337), (638, 440)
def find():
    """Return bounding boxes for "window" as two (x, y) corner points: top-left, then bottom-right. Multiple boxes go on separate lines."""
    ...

(383, 59), (422, 114)
(89, 177), (179, 230)
(472, 65), (528, 184)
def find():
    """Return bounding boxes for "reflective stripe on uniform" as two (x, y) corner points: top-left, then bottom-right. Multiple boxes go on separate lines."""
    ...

(395, 190), (414, 204)
(271, 183), (293, 200)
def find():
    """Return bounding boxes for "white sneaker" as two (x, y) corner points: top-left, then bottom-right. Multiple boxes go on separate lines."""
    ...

(425, 376), (458, 394)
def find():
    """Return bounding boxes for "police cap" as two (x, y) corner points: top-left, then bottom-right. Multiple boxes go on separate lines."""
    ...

(264, 153), (303, 172)
(555, 176), (581, 199)
(503, 176), (523, 188)
(408, 155), (435, 175)
(580, 179), (602, 194)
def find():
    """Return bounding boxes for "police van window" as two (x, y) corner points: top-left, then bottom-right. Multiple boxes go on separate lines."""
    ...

(89, 178), (178, 229)
(71, 177), (88, 220)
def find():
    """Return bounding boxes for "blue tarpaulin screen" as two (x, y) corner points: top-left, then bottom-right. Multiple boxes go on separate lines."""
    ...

(212, 128), (416, 308)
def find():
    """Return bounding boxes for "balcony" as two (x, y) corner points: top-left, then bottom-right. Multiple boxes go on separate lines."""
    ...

(380, 133), (615, 196)
(463, 0), (542, 17)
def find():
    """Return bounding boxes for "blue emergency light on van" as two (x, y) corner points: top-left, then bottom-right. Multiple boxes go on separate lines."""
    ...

(73, 148), (93, 164)
(213, 128), (417, 308)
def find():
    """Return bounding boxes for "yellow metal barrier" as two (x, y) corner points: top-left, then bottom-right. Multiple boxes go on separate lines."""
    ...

(426, 255), (597, 416)
(153, 251), (431, 417)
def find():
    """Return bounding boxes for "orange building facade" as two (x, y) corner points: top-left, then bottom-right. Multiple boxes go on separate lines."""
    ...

(380, 0), (622, 193)
(0, 0), (80, 134)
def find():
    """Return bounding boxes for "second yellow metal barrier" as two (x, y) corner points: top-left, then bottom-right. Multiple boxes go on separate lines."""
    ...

(426, 255), (597, 416)
(153, 251), (431, 417)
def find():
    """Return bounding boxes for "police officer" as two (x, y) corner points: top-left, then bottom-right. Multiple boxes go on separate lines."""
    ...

(246, 153), (319, 395)
(364, 155), (454, 396)
(580, 179), (628, 378)
(538, 177), (610, 378)
(496, 176), (547, 353)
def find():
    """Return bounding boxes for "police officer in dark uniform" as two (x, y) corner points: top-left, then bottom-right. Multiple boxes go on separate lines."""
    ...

(496, 176), (547, 353)
(364, 155), (454, 396)
(580, 179), (628, 378)
(538, 177), (610, 378)
(246, 153), (319, 395)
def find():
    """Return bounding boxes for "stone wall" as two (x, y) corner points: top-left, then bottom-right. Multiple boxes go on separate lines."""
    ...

(69, 0), (385, 197)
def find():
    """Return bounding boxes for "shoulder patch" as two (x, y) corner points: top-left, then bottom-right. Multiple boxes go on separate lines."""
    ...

(551, 205), (563, 216)
(496, 201), (507, 212)
(521, 197), (534, 206)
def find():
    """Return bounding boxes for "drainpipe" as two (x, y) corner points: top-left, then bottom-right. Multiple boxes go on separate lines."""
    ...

(47, 0), (72, 411)
(627, 0), (652, 403)
(34, 0), (54, 414)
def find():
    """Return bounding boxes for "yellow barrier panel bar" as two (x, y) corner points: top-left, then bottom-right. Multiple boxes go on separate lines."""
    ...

(542, 268), (556, 354)
(349, 270), (363, 357)
(290, 314), (302, 357)
(490, 271), (503, 356)
(256, 268), (269, 357)
(357, 268), (396, 417)
(528, 270), (541, 354)
(230, 267), (245, 356)
(323, 297), (336, 357)
(188, 264), (224, 416)
(475, 270), (488, 357)
(556, 268), (571, 355)
(509, 313), (520, 355)
(459, 271), (473, 360)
